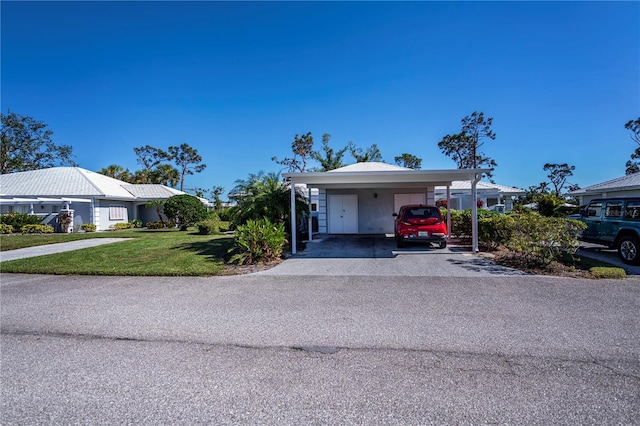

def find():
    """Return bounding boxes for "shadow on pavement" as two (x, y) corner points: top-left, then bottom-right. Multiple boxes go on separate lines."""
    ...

(296, 234), (471, 259)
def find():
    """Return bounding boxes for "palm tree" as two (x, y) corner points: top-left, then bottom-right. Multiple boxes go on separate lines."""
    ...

(230, 171), (308, 231)
(98, 164), (131, 181)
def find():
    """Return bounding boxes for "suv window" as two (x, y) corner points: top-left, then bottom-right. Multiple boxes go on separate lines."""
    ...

(586, 202), (602, 217)
(625, 201), (640, 220)
(604, 201), (622, 218)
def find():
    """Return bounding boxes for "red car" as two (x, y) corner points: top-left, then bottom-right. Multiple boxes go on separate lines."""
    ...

(393, 205), (448, 249)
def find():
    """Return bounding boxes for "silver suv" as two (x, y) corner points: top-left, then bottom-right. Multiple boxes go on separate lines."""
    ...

(578, 197), (640, 265)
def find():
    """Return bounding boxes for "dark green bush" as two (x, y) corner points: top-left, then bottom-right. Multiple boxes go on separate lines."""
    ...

(163, 194), (207, 231)
(449, 209), (498, 242)
(21, 224), (54, 234)
(1, 212), (40, 230)
(228, 218), (287, 265)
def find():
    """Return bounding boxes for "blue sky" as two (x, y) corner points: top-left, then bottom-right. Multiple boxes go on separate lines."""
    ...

(2, 1), (639, 198)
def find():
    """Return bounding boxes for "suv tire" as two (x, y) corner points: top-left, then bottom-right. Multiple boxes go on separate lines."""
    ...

(439, 241), (447, 249)
(618, 235), (640, 265)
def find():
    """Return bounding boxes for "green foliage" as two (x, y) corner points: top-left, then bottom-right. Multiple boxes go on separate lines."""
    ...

(229, 171), (308, 233)
(112, 222), (134, 230)
(478, 214), (515, 250)
(272, 131), (315, 173)
(0, 223), (13, 234)
(1, 212), (41, 231)
(449, 209), (497, 242)
(146, 221), (169, 229)
(131, 219), (142, 228)
(505, 213), (586, 266)
(197, 214), (221, 235)
(163, 194), (207, 231)
(589, 267), (626, 279)
(438, 111), (497, 180)
(348, 141), (383, 162)
(81, 224), (97, 232)
(1, 110), (77, 173)
(21, 224), (54, 234)
(228, 218), (287, 265)
(394, 153), (422, 169)
(543, 163), (575, 197)
(310, 133), (347, 171)
(168, 143), (207, 191)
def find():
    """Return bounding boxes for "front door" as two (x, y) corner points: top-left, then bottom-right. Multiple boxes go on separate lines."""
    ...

(328, 194), (358, 234)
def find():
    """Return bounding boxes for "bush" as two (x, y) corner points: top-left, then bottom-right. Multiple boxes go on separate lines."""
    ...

(131, 219), (142, 228)
(197, 217), (221, 235)
(505, 213), (586, 266)
(21, 224), (54, 234)
(111, 222), (134, 230)
(1, 212), (40, 230)
(0, 223), (13, 234)
(478, 214), (515, 250)
(449, 209), (497, 242)
(228, 218), (287, 265)
(146, 221), (176, 229)
(163, 194), (207, 231)
(81, 224), (97, 232)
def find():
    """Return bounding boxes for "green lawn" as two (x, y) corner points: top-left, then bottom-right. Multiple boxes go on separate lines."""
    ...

(0, 229), (235, 276)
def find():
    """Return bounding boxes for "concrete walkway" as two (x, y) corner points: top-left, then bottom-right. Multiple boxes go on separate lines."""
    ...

(0, 238), (133, 262)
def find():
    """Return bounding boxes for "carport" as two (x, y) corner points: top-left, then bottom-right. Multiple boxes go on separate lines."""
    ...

(284, 163), (489, 254)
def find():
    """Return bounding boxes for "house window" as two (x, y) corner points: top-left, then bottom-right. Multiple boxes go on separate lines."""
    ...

(109, 205), (127, 220)
(311, 203), (317, 212)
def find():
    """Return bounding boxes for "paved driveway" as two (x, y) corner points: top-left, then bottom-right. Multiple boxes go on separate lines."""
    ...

(261, 234), (526, 276)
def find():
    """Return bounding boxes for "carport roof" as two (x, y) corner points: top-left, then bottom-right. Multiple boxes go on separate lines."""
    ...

(283, 162), (489, 188)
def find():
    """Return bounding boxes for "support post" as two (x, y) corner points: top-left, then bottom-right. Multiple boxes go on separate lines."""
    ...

(290, 180), (297, 254)
(471, 173), (481, 253)
(446, 185), (451, 240)
(308, 186), (313, 242)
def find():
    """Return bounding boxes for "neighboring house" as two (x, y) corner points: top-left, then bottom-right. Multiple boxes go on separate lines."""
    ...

(284, 162), (492, 253)
(569, 172), (640, 205)
(435, 181), (525, 211)
(0, 167), (211, 231)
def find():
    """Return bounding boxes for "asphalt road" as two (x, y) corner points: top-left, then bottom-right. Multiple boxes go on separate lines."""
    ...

(2, 272), (639, 425)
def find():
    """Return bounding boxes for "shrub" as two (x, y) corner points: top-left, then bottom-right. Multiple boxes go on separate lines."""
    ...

(1, 212), (40, 230)
(478, 214), (515, 250)
(163, 194), (207, 231)
(219, 221), (231, 232)
(505, 213), (586, 266)
(111, 222), (134, 230)
(0, 223), (14, 234)
(21, 224), (54, 234)
(146, 221), (164, 229)
(449, 209), (497, 242)
(197, 217), (221, 235)
(228, 218), (287, 265)
(81, 223), (97, 232)
(131, 219), (142, 228)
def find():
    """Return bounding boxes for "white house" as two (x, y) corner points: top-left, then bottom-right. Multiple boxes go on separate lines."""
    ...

(0, 167), (211, 231)
(435, 181), (525, 211)
(569, 172), (640, 205)
(284, 162), (491, 253)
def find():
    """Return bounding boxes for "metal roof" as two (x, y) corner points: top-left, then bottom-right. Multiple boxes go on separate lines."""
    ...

(569, 172), (640, 195)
